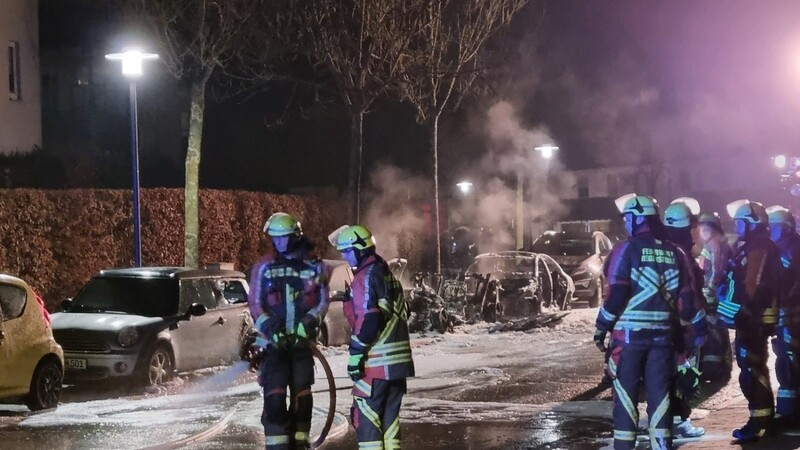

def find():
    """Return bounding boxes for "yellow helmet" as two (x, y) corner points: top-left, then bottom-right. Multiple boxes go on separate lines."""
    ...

(729, 200), (767, 225)
(767, 205), (795, 228)
(333, 225), (376, 251)
(616, 194), (658, 217)
(263, 212), (302, 237)
(664, 203), (693, 228)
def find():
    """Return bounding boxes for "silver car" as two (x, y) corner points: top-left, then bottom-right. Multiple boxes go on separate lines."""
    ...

(51, 267), (252, 386)
(318, 260), (353, 347)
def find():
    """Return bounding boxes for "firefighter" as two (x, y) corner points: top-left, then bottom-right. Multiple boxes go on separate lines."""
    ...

(330, 224), (414, 450)
(247, 212), (329, 450)
(696, 212), (733, 382)
(595, 194), (707, 450)
(717, 200), (782, 441)
(767, 206), (800, 429)
(663, 201), (707, 438)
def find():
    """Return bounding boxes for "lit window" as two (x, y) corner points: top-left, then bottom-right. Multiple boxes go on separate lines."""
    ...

(8, 41), (20, 101)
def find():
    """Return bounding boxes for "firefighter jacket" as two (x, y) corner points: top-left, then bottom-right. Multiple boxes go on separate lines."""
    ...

(775, 232), (800, 327)
(344, 254), (415, 398)
(717, 229), (782, 328)
(596, 230), (707, 350)
(697, 233), (732, 308)
(247, 254), (329, 347)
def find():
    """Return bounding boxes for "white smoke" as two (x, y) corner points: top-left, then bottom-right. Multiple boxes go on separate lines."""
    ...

(361, 165), (428, 260)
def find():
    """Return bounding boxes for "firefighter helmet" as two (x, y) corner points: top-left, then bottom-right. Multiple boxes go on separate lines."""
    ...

(334, 225), (376, 251)
(263, 212), (302, 237)
(767, 205), (796, 229)
(616, 194), (659, 217)
(730, 200), (767, 225)
(664, 203), (694, 228)
(698, 212), (722, 228)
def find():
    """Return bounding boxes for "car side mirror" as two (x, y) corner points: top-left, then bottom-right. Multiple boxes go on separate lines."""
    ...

(187, 303), (207, 318)
(60, 298), (73, 312)
(331, 290), (347, 302)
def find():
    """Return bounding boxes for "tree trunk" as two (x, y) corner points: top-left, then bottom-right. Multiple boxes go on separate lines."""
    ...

(184, 78), (206, 267)
(347, 110), (365, 223)
(432, 115), (442, 274)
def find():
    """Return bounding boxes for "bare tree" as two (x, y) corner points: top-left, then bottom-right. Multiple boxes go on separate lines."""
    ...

(397, 0), (529, 273)
(120, 0), (265, 267)
(281, 0), (413, 223)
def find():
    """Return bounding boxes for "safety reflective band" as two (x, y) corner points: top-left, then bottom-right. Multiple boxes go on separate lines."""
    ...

(649, 428), (672, 438)
(266, 435), (290, 445)
(649, 395), (670, 435)
(354, 379), (372, 396)
(355, 397), (383, 429)
(718, 300), (741, 320)
(599, 307), (617, 323)
(384, 417), (400, 439)
(358, 441), (384, 450)
(751, 408), (773, 418)
(702, 355), (725, 362)
(613, 379), (638, 424)
(384, 439), (401, 450)
(778, 389), (798, 398)
(294, 431), (310, 443)
(613, 430), (637, 441)
(365, 354), (412, 367)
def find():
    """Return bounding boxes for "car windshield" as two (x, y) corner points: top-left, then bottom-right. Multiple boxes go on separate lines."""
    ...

(531, 236), (595, 256)
(468, 257), (534, 274)
(69, 276), (179, 317)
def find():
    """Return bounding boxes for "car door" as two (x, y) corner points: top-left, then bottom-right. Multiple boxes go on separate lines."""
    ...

(170, 279), (222, 371)
(211, 278), (252, 363)
(0, 282), (31, 396)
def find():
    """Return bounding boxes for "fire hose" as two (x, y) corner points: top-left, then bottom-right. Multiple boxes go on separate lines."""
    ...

(309, 341), (337, 449)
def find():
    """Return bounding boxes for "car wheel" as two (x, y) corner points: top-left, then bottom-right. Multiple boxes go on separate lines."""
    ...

(26, 358), (63, 411)
(589, 282), (603, 308)
(142, 344), (173, 386)
(316, 324), (329, 347)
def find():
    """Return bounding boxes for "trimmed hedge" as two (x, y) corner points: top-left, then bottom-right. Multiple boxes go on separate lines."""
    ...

(0, 188), (343, 310)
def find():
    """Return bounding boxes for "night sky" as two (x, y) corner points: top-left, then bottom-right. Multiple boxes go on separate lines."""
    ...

(37, 0), (800, 193)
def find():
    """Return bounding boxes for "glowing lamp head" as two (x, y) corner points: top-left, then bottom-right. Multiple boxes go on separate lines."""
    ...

(105, 49), (159, 78)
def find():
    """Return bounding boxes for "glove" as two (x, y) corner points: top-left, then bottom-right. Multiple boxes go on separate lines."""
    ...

(297, 314), (319, 340)
(676, 363), (702, 400)
(347, 353), (366, 381)
(271, 331), (289, 350)
(247, 343), (267, 371)
(593, 329), (608, 353)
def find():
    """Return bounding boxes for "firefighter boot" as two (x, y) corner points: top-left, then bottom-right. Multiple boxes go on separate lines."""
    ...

(733, 419), (768, 442)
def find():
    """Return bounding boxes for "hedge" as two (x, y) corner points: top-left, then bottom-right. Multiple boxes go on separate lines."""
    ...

(0, 188), (344, 310)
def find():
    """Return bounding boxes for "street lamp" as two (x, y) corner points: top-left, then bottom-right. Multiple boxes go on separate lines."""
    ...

(456, 181), (473, 196)
(774, 154), (788, 169)
(535, 144), (560, 160)
(105, 48), (159, 267)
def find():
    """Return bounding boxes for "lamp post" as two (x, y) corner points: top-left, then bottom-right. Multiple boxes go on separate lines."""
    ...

(105, 49), (158, 267)
(535, 145), (559, 176)
(515, 145), (560, 249)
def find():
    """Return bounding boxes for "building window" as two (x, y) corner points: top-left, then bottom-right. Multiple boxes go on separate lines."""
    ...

(577, 176), (589, 198)
(8, 41), (20, 101)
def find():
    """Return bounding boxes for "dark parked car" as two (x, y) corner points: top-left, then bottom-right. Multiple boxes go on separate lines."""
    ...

(51, 267), (252, 386)
(531, 230), (613, 307)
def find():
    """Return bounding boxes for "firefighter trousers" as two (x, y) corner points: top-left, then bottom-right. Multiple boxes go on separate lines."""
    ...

(700, 319), (732, 383)
(735, 326), (774, 424)
(608, 342), (673, 450)
(351, 378), (407, 450)
(259, 346), (315, 450)
(773, 325), (800, 418)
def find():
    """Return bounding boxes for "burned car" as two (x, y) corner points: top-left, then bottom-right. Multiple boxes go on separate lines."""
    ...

(531, 231), (613, 307)
(464, 251), (575, 322)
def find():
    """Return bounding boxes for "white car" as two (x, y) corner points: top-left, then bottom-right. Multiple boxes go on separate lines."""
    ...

(51, 267), (252, 386)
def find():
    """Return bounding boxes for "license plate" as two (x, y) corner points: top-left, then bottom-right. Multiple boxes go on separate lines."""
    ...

(66, 358), (87, 370)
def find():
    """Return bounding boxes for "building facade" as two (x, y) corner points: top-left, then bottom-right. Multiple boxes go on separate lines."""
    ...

(0, 0), (41, 154)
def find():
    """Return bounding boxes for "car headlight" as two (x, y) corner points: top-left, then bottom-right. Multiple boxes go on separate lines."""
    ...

(118, 326), (140, 347)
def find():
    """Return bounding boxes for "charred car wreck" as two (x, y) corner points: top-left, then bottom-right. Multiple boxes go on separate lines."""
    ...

(404, 251), (575, 333)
